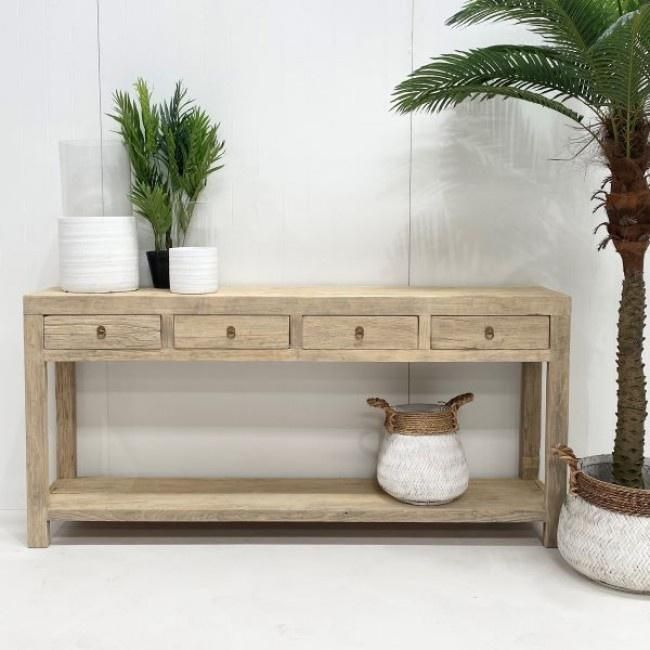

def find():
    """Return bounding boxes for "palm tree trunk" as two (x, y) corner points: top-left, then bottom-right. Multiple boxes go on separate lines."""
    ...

(612, 241), (648, 488)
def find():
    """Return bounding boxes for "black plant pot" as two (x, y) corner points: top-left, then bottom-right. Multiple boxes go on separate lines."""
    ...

(146, 250), (170, 289)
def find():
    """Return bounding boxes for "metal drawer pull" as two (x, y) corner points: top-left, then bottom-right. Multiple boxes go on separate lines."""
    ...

(96, 325), (106, 340)
(226, 326), (236, 339)
(355, 326), (365, 340)
(484, 326), (495, 341)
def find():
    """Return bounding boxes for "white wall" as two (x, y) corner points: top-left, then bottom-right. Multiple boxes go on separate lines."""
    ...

(0, 0), (631, 508)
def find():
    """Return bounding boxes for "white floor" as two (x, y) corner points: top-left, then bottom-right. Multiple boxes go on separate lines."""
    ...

(0, 511), (647, 649)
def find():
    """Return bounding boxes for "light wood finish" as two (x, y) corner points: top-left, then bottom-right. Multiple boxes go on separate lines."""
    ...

(303, 316), (418, 350)
(55, 362), (77, 479)
(519, 362), (542, 481)
(48, 477), (545, 523)
(174, 315), (289, 349)
(23, 286), (570, 546)
(417, 313), (431, 350)
(431, 316), (550, 350)
(41, 348), (553, 363)
(25, 286), (571, 317)
(543, 314), (571, 547)
(161, 313), (174, 348)
(44, 315), (161, 350)
(24, 315), (49, 547)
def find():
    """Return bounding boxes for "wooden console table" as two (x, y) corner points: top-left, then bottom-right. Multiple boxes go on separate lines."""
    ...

(23, 286), (570, 548)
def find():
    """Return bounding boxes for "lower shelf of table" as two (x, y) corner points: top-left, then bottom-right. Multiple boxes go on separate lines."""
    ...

(48, 477), (545, 523)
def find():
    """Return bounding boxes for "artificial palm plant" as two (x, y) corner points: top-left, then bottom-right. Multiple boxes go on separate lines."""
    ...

(111, 79), (225, 251)
(159, 82), (225, 246)
(393, 0), (650, 488)
(111, 79), (172, 252)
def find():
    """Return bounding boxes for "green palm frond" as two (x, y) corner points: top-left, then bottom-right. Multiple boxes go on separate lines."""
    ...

(590, 7), (650, 105)
(588, 6), (650, 154)
(396, 81), (585, 122)
(447, 0), (624, 50)
(160, 81), (192, 128)
(392, 44), (594, 122)
(176, 108), (225, 201)
(134, 78), (160, 160)
(111, 79), (225, 248)
(110, 81), (161, 187)
(129, 180), (172, 252)
(156, 82), (226, 244)
(393, 0), (650, 142)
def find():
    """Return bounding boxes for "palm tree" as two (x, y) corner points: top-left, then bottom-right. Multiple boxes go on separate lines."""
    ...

(393, 0), (650, 488)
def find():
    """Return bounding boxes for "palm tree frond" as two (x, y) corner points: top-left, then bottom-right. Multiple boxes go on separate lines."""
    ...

(392, 45), (588, 123)
(393, 81), (584, 123)
(448, 0), (621, 50)
(590, 5), (650, 111)
(393, 45), (598, 113)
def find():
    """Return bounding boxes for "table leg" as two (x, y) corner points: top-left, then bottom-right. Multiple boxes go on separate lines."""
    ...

(519, 362), (542, 480)
(56, 362), (77, 479)
(543, 314), (570, 548)
(24, 315), (49, 547)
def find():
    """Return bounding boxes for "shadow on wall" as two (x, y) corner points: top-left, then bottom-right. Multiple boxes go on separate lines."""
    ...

(77, 362), (408, 479)
(76, 361), (519, 480)
(409, 99), (600, 287)
(408, 98), (618, 458)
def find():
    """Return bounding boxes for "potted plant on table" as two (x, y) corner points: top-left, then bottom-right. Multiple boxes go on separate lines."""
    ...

(393, 0), (650, 592)
(111, 79), (225, 291)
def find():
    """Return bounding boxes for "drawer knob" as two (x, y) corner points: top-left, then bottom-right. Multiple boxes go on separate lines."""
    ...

(355, 325), (365, 340)
(484, 326), (495, 341)
(96, 325), (106, 340)
(226, 325), (236, 339)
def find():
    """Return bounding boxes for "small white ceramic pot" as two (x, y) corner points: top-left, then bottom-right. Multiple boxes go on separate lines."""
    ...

(58, 216), (139, 293)
(557, 452), (650, 593)
(169, 246), (219, 294)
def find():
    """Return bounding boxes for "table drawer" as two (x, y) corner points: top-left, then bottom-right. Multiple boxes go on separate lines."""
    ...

(174, 315), (290, 349)
(430, 316), (550, 350)
(44, 315), (161, 350)
(302, 316), (418, 350)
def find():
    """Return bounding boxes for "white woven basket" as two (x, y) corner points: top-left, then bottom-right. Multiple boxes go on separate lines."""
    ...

(557, 453), (650, 593)
(378, 427), (469, 505)
(368, 395), (472, 505)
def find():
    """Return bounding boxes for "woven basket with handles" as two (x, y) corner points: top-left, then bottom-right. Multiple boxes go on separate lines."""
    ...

(554, 445), (650, 593)
(368, 393), (473, 505)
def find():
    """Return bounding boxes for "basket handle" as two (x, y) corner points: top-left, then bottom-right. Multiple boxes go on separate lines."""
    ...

(552, 444), (580, 492)
(367, 397), (391, 411)
(552, 444), (579, 472)
(445, 393), (474, 412)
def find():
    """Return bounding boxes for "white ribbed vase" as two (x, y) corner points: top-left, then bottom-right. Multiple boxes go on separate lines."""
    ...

(374, 401), (471, 505)
(169, 246), (219, 294)
(58, 217), (138, 293)
(558, 454), (650, 593)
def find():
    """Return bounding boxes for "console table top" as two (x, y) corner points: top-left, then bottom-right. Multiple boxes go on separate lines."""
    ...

(24, 285), (570, 315)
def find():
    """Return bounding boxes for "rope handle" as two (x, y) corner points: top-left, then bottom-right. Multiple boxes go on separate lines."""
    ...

(445, 393), (474, 412)
(368, 395), (474, 412)
(552, 444), (580, 492)
(552, 444), (579, 471)
(367, 397), (391, 411)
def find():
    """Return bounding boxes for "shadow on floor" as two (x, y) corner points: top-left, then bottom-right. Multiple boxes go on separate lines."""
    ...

(48, 520), (544, 546)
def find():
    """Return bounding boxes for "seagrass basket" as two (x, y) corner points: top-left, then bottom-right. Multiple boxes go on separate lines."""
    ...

(368, 393), (474, 505)
(554, 445), (650, 593)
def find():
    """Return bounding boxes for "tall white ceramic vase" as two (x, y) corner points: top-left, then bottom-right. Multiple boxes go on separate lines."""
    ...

(58, 216), (139, 293)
